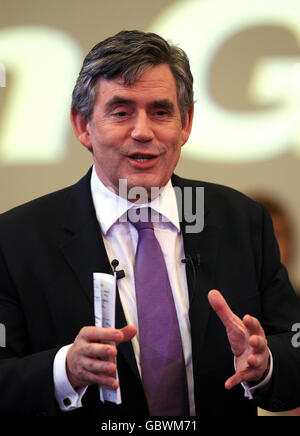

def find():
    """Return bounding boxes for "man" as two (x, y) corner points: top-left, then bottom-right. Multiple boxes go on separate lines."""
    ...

(0, 30), (299, 417)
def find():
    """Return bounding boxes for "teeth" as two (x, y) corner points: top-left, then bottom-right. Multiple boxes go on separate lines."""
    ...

(132, 155), (154, 162)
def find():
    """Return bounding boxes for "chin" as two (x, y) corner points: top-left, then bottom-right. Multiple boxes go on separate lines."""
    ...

(127, 175), (160, 189)
(124, 176), (165, 200)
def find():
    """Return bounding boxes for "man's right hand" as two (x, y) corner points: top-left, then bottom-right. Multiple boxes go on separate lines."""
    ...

(66, 325), (137, 390)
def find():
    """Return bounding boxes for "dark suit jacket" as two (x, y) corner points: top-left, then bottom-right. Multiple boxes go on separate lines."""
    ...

(0, 169), (299, 416)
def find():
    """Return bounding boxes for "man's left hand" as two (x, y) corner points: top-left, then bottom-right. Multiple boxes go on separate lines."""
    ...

(208, 289), (270, 390)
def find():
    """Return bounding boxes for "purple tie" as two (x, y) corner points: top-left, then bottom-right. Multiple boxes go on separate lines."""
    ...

(131, 208), (189, 416)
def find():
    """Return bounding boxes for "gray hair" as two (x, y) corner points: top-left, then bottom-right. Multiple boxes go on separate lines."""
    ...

(71, 30), (194, 122)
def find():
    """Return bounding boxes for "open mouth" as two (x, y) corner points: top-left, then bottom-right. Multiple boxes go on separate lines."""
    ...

(129, 154), (157, 162)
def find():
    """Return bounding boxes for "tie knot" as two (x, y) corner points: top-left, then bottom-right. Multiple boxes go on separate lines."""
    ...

(129, 208), (154, 231)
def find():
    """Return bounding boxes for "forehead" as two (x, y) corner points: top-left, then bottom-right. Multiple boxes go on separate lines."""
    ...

(95, 64), (178, 105)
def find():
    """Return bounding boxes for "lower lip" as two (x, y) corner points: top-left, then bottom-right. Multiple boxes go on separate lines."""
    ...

(127, 156), (159, 169)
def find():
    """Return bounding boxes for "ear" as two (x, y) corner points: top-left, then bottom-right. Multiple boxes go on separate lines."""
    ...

(180, 104), (194, 147)
(70, 109), (93, 150)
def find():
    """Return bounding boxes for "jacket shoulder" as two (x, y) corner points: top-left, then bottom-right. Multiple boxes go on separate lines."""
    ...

(172, 173), (262, 213)
(0, 184), (72, 227)
(0, 169), (92, 233)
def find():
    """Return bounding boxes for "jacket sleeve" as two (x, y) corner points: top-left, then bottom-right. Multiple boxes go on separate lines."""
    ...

(255, 204), (300, 411)
(0, 249), (61, 416)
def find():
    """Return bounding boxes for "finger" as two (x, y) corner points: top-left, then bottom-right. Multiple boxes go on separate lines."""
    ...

(118, 325), (137, 344)
(208, 289), (241, 328)
(225, 369), (250, 390)
(247, 342), (270, 373)
(94, 375), (119, 390)
(82, 356), (117, 376)
(75, 366), (119, 390)
(93, 373), (119, 390)
(247, 353), (265, 369)
(243, 315), (266, 338)
(79, 326), (124, 343)
(249, 335), (268, 355)
(225, 367), (262, 390)
(225, 363), (269, 389)
(81, 342), (118, 359)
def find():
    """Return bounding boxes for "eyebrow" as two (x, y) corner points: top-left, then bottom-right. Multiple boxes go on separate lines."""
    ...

(104, 96), (134, 113)
(148, 99), (175, 113)
(104, 96), (175, 113)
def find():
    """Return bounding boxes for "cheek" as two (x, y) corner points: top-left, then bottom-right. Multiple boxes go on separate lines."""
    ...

(167, 127), (185, 150)
(167, 137), (182, 159)
(92, 133), (120, 159)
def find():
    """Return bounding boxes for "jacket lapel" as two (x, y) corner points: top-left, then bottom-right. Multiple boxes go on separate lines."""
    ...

(59, 169), (112, 306)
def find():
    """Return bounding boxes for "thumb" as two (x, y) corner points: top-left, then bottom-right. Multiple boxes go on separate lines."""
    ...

(119, 325), (137, 343)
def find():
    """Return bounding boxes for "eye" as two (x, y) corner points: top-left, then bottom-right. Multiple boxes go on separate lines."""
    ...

(110, 109), (132, 121)
(114, 111), (128, 117)
(151, 106), (173, 118)
(110, 106), (133, 119)
(152, 109), (171, 119)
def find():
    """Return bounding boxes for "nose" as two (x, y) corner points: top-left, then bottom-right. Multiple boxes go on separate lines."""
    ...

(131, 111), (154, 143)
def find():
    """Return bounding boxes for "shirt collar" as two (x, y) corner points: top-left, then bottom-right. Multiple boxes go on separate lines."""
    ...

(90, 166), (180, 234)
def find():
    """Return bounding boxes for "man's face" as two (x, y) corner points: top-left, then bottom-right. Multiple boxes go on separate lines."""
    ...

(72, 64), (193, 197)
